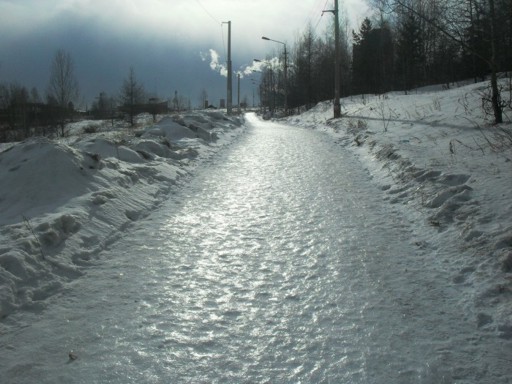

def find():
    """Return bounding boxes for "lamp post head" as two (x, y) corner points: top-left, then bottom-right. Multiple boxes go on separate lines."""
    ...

(262, 36), (285, 46)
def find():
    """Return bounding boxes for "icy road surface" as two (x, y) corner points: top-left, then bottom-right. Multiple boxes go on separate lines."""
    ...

(1, 114), (509, 383)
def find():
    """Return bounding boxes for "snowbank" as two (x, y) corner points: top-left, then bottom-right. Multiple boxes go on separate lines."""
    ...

(287, 80), (512, 339)
(0, 111), (244, 318)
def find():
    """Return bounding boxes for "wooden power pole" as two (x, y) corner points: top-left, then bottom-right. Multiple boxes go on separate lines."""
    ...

(325, 1), (341, 118)
(333, 0), (341, 118)
(223, 21), (233, 115)
(227, 21), (233, 115)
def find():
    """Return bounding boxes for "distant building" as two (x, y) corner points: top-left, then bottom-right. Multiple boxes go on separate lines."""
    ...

(220, 99), (226, 109)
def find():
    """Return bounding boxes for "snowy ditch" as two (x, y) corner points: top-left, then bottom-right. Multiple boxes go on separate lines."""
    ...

(0, 111), (244, 318)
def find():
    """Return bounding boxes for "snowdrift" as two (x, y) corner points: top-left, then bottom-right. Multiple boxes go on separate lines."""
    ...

(0, 111), (244, 318)
(287, 80), (512, 339)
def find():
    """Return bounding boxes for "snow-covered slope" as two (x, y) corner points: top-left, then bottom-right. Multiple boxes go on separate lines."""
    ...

(0, 111), (244, 318)
(287, 80), (512, 339)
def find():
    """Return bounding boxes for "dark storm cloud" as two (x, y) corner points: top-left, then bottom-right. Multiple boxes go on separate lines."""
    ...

(0, 0), (369, 107)
(0, 8), (226, 106)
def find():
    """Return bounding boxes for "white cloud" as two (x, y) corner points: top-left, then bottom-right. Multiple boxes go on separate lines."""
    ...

(203, 49), (283, 80)
(205, 49), (228, 77)
(242, 61), (264, 77)
(240, 57), (281, 78)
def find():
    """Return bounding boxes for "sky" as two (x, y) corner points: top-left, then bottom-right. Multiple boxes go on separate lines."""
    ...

(0, 0), (371, 108)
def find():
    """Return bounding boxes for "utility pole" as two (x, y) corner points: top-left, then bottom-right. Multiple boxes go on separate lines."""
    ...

(283, 44), (288, 115)
(324, 0), (341, 118)
(237, 73), (241, 114)
(262, 36), (287, 115)
(223, 21), (233, 115)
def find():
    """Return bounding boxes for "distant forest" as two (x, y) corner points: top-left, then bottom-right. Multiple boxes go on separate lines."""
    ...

(260, 0), (511, 118)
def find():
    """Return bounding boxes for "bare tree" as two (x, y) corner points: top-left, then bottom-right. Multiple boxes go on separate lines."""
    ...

(120, 67), (145, 126)
(48, 49), (79, 107)
(487, 0), (502, 123)
(47, 49), (79, 135)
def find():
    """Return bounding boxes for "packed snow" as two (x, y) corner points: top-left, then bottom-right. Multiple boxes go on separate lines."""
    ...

(0, 79), (511, 377)
(0, 111), (244, 318)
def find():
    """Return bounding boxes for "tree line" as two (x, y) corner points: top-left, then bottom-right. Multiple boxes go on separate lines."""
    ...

(260, 0), (511, 123)
(0, 50), (191, 142)
(0, 50), (80, 140)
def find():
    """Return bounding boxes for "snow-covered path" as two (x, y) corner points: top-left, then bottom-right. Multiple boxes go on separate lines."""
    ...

(1, 114), (509, 383)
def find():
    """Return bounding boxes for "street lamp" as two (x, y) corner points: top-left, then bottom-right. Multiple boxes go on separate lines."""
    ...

(262, 36), (287, 115)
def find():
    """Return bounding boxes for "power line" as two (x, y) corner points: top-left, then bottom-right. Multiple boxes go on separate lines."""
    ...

(304, 0), (324, 25)
(194, 0), (220, 24)
(302, 0), (330, 34)
(314, 0), (330, 31)
(313, 11), (326, 32)
(194, 0), (227, 65)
